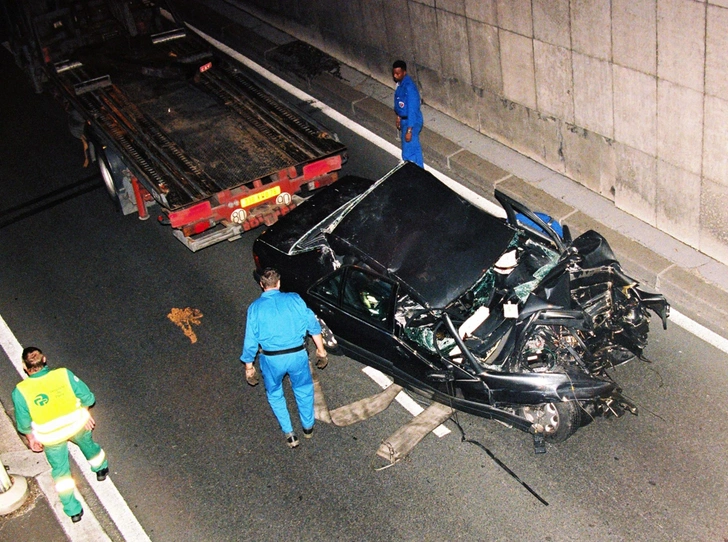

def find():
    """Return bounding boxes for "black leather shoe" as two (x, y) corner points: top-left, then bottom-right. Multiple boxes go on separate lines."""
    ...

(96, 467), (109, 482)
(71, 509), (84, 523)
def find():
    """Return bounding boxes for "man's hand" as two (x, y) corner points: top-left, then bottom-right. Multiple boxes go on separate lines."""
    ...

(315, 347), (328, 370)
(244, 363), (259, 386)
(405, 128), (412, 143)
(27, 433), (43, 453)
(84, 413), (96, 432)
(396, 116), (401, 131)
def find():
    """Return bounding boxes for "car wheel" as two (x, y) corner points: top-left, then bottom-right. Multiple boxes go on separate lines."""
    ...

(518, 401), (582, 443)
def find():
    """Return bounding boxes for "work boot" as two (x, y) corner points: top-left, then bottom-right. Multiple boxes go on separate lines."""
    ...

(285, 432), (299, 449)
(71, 509), (84, 523)
(96, 467), (109, 482)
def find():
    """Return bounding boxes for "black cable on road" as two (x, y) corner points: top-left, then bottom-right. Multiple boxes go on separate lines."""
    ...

(450, 415), (549, 506)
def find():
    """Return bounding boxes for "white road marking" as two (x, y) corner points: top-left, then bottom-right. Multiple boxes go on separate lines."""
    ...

(362, 367), (450, 437)
(0, 314), (151, 542)
(669, 309), (728, 354)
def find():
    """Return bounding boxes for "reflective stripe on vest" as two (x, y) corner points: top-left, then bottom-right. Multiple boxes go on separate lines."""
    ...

(16, 368), (90, 445)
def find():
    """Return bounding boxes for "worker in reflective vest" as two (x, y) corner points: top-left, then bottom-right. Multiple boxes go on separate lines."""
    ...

(11, 347), (109, 523)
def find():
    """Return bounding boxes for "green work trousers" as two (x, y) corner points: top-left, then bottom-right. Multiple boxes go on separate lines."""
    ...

(44, 429), (108, 517)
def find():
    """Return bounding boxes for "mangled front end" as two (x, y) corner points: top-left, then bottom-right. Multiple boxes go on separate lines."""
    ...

(401, 227), (669, 447)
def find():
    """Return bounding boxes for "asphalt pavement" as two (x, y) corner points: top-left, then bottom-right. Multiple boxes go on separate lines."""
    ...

(2, 3), (728, 540)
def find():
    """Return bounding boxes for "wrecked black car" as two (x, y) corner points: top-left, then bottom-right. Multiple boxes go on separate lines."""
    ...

(252, 162), (669, 449)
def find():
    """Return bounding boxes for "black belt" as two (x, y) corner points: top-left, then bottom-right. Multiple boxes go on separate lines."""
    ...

(261, 344), (305, 356)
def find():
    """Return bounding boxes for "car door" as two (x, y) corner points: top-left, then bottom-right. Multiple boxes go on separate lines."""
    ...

(307, 266), (402, 374)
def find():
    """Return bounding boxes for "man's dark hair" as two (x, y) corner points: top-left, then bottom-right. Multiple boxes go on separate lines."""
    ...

(22, 346), (46, 371)
(260, 267), (281, 289)
(392, 60), (407, 71)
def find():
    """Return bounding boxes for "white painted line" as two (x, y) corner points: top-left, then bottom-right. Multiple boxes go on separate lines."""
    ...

(36, 471), (111, 542)
(362, 366), (450, 437)
(670, 309), (728, 354)
(0, 314), (151, 542)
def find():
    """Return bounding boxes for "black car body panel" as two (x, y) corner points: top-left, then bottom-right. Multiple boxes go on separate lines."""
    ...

(331, 165), (516, 308)
(252, 162), (670, 446)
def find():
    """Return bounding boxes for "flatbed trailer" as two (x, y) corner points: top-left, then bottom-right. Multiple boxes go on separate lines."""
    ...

(2, 0), (347, 250)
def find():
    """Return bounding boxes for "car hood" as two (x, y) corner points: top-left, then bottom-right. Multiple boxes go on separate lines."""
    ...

(332, 163), (517, 308)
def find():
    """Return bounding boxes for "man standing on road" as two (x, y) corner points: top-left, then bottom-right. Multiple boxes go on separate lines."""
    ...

(11, 347), (108, 523)
(241, 268), (327, 449)
(393, 59), (424, 168)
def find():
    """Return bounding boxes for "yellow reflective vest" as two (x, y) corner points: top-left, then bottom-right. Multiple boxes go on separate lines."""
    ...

(15, 368), (90, 445)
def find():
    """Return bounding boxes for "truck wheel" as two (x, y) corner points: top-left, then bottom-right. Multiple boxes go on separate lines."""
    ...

(99, 152), (119, 202)
(98, 146), (130, 205)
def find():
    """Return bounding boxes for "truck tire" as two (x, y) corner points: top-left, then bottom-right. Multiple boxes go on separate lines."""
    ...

(98, 145), (128, 205)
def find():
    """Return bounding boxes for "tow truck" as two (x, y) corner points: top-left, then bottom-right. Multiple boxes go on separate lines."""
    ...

(1, 0), (346, 251)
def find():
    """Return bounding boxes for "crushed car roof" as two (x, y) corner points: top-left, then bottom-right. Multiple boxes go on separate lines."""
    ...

(333, 163), (516, 307)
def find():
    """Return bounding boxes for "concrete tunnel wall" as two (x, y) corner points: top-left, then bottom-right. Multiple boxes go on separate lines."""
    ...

(228, 0), (728, 267)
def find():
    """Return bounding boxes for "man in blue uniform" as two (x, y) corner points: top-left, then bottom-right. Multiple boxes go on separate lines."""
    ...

(241, 268), (327, 448)
(393, 59), (424, 167)
(12, 347), (108, 523)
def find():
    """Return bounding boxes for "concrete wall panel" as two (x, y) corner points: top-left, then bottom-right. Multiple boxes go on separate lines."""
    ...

(573, 52), (613, 138)
(436, 0), (465, 16)
(613, 0), (657, 75)
(657, 80), (704, 175)
(408, 2), (440, 71)
(442, 78), (480, 128)
(465, 0), (497, 24)
(562, 126), (616, 197)
(467, 20), (502, 93)
(571, 0), (611, 60)
(415, 64), (447, 109)
(437, 10), (472, 83)
(656, 159), (701, 248)
(383, 0), (415, 61)
(533, 0), (570, 48)
(496, 0), (532, 37)
(613, 66), (657, 156)
(703, 95), (728, 187)
(706, 5), (728, 100)
(480, 98), (562, 170)
(657, 0), (705, 92)
(534, 41), (574, 122)
(615, 143), (658, 225)
(500, 30), (536, 109)
(701, 178), (728, 262)
(709, 0), (728, 7)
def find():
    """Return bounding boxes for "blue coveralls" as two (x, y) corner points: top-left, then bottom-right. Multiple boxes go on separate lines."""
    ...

(241, 289), (321, 434)
(394, 73), (424, 167)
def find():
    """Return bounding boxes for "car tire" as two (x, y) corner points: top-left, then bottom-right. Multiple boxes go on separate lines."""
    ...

(519, 401), (582, 443)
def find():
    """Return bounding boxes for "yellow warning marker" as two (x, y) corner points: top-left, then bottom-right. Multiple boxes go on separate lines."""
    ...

(167, 307), (203, 343)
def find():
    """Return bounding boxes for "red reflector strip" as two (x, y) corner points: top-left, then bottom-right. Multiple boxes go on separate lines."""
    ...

(303, 155), (342, 180)
(199, 62), (212, 73)
(169, 201), (212, 228)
